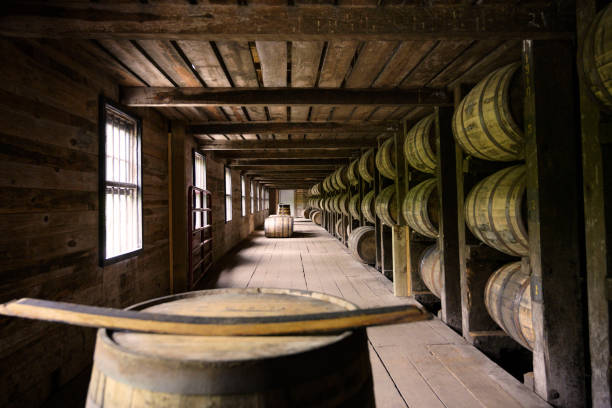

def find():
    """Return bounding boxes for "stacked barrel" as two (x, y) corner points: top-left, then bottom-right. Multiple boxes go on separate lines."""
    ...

(451, 62), (532, 349)
(302, 149), (380, 265)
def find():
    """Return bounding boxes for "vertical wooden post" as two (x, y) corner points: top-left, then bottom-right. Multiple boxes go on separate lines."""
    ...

(577, 1), (611, 405)
(435, 106), (463, 332)
(170, 121), (188, 293)
(523, 39), (588, 407)
(393, 129), (409, 296)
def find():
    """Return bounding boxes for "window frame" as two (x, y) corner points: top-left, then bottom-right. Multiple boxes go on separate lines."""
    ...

(241, 174), (246, 217)
(224, 166), (232, 223)
(98, 96), (143, 266)
(250, 179), (255, 215)
(192, 150), (207, 228)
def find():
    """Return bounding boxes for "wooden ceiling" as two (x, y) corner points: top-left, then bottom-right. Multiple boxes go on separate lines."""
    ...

(1, 1), (574, 188)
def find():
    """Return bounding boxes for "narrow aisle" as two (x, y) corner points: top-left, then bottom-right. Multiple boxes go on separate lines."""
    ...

(207, 220), (550, 408)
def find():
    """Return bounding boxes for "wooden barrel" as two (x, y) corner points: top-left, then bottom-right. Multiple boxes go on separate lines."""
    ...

(277, 204), (291, 216)
(402, 178), (439, 239)
(358, 148), (375, 183)
(348, 226), (376, 265)
(330, 194), (342, 214)
(361, 190), (376, 224)
(310, 210), (322, 226)
(328, 169), (339, 191)
(323, 175), (334, 193)
(404, 114), (437, 174)
(334, 166), (350, 190)
(338, 192), (351, 216)
(323, 196), (333, 212)
(580, 4), (612, 111)
(335, 218), (345, 239)
(86, 288), (374, 408)
(374, 185), (399, 227)
(349, 194), (361, 219)
(484, 262), (534, 350)
(303, 208), (312, 219)
(452, 62), (524, 161)
(419, 245), (442, 299)
(347, 159), (360, 186)
(465, 165), (528, 257)
(264, 215), (294, 238)
(317, 198), (325, 211)
(375, 137), (396, 179)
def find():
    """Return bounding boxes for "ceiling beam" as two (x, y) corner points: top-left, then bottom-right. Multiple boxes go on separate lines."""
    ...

(213, 149), (357, 159)
(244, 170), (331, 177)
(190, 122), (395, 135)
(121, 87), (451, 107)
(0, 4), (573, 41)
(199, 139), (377, 150)
(231, 165), (336, 170)
(229, 159), (342, 166)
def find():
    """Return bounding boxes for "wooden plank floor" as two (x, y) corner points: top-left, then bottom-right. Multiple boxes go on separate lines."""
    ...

(206, 219), (550, 408)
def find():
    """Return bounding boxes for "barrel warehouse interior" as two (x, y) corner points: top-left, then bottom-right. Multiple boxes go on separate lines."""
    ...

(0, 1), (611, 407)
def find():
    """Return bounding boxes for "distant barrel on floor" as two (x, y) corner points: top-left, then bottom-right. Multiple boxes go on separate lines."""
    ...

(264, 215), (294, 238)
(348, 226), (376, 265)
(277, 204), (291, 216)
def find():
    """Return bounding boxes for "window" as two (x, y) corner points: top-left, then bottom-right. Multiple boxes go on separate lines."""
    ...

(100, 101), (142, 264)
(225, 167), (232, 222)
(250, 180), (255, 214)
(241, 175), (246, 217)
(194, 152), (207, 228)
(264, 188), (269, 210)
(255, 182), (259, 211)
(259, 185), (263, 211)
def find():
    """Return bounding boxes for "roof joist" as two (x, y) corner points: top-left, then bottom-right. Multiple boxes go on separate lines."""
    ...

(191, 122), (395, 136)
(0, 4), (573, 41)
(121, 87), (451, 107)
(199, 139), (378, 150)
(212, 150), (357, 159)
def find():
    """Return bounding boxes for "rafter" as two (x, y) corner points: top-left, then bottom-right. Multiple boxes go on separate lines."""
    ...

(199, 139), (378, 150)
(229, 159), (343, 166)
(191, 122), (395, 135)
(0, 4), (573, 41)
(121, 87), (451, 107)
(213, 150), (358, 159)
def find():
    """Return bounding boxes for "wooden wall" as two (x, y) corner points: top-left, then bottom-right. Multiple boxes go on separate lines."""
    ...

(205, 157), (267, 262)
(0, 38), (171, 407)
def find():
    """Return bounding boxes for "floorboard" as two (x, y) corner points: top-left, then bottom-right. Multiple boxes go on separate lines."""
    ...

(206, 220), (550, 408)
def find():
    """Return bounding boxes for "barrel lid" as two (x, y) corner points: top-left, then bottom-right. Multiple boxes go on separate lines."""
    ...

(107, 288), (357, 363)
